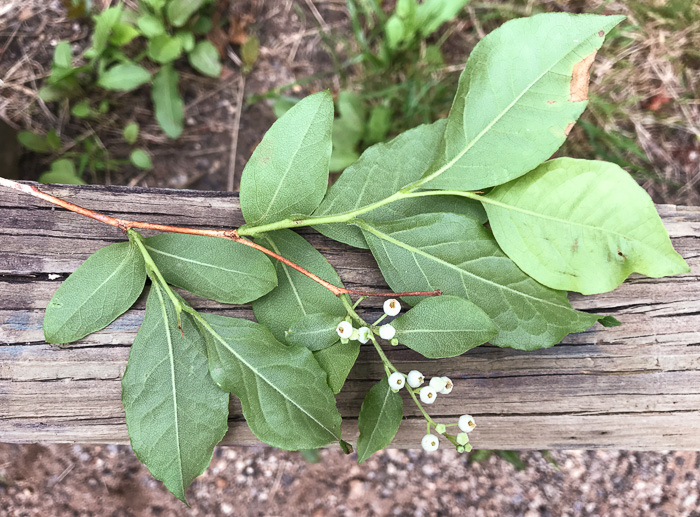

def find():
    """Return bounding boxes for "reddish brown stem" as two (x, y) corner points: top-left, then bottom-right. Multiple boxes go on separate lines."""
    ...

(1, 179), (441, 299)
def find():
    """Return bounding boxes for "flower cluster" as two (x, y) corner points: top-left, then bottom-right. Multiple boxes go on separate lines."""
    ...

(422, 414), (476, 453)
(335, 298), (402, 344)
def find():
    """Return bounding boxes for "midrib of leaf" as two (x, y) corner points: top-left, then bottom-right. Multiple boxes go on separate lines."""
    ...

(154, 283), (185, 497)
(399, 328), (487, 334)
(359, 385), (394, 461)
(144, 244), (268, 279)
(413, 40), (593, 190)
(54, 245), (136, 334)
(359, 221), (571, 310)
(262, 235), (308, 317)
(196, 315), (340, 441)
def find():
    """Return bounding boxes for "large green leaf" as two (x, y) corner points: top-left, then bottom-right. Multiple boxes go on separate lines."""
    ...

(420, 13), (625, 191)
(44, 241), (146, 343)
(167, 0), (205, 27)
(122, 284), (229, 503)
(251, 230), (345, 343)
(356, 377), (403, 464)
(239, 92), (333, 226)
(359, 213), (605, 350)
(313, 340), (360, 394)
(152, 64), (184, 138)
(198, 313), (343, 450)
(98, 63), (151, 92)
(285, 312), (342, 351)
(144, 234), (277, 304)
(483, 158), (690, 294)
(391, 295), (496, 358)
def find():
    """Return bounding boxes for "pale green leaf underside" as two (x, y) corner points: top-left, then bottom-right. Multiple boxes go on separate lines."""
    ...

(313, 340), (360, 394)
(422, 13), (625, 191)
(285, 312), (342, 351)
(314, 119), (486, 248)
(44, 241), (146, 343)
(121, 284), (229, 503)
(483, 158), (690, 294)
(391, 295), (497, 358)
(252, 229), (346, 343)
(240, 91), (334, 226)
(198, 313), (343, 450)
(359, 213), (604, 350)
(356, 377), (403, 464)
(145, 234), (277, 304)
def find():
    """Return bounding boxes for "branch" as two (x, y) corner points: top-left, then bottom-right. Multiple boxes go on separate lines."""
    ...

(0, 178), (441, 299)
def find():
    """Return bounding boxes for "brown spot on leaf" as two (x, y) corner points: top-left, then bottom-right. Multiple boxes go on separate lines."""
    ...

(617, 248), (626, 261)
(564, 122), (576, 136)
(570, 51), (597, 102)
(598, 30), (605, 37)
(572, 239), (579, 252)
(547, 100), (556, 104)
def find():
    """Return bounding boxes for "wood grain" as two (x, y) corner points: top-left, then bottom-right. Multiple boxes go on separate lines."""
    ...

(1, 183), (699, 449)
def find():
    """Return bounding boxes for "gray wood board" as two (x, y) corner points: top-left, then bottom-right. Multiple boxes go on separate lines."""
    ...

(1, 183), (699, 449)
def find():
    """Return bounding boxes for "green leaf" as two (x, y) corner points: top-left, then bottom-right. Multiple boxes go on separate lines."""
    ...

(314, 119), (483, 248)
(420, 13), (625, 191)
(364, 105), (391, 146)
(415, 0), (470, 37)
(98, 63), (151, 91)
(330, 91), (366, 171)
(356, 377), (403, 464)
(123, 122), (139, 144)
(167, 0), (205, 27)
(18, 131), (51, 153)
(272, 96), (300, 118)
(391, 296), (496, 358)
(43, 241), (146, 343)
(129, 149), (153, 170)
(144, 234), (277, 304)
(109, 21), (140, 46)
(152, 64), (184, 138)
(188, 40), (221, 77)
(90, 5), (123, 57)
(385, 16), (406, 49)
(71, 101), (92, 118)
(137, 13), (166, 37)
(39, 159), (85, 185)
(46, 129), (61, 151)
(192, 16), (212, 34)
(285, 312), (342, 351)
(359, 213), (605, 350)
(147, 34), (183, 64)
(198, 313), (343, 450)
(176, 30), (195, 52)
(241, 35), (260, 72)
(239, 91), (333, 226)
(122, 284), (229, 503)
(313, 340), (360, 394)
(483, 158), (690, 294)
(53, 41), (73, 68)
(251, 229), (345, 343)
(38, 85), (69, 102)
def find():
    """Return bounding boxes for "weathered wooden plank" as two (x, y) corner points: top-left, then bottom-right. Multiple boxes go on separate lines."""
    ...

(0, 183), (699, 449)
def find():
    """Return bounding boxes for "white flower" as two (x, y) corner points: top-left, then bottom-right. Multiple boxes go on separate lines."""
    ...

(419, 386), (437, 404)
(429, 377), (446, 392)
(388, 372), (405, 391)
(383, 298), (401, 316)
(407, 370), (424, 388)
(378, 324), (396, 340)
(421, 433), (439, 452)
(456, 432), (469, 446)
(357, 327), (371, 344)
(458, 414), (476, 433)
(439, 377), (453, 395)
(336, 321), (353, 338)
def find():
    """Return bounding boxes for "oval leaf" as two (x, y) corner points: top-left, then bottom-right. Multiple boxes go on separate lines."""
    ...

(167, 0), (205, 27)
(122, 284), (229, 503)
(144, 234), (277, 304)
(98, 63), (151, 92)
(356, 377), (403, 464)
(313, 340), (360, 394)
(420, 13), (625, 191)
(188, 40), (222, 77)
(285, 312), (343, 351)
(391, 296), (496, 358)
(44, 241), (146, 343)
(239, 91), (333, 226)
(147, 34), (183, 64)
(152, 64), (184, 138)
(358, 213), (606, 350)
(483, 158), (690, 294)
(198, 313), (343, 450)
(129, 149), (153, 170)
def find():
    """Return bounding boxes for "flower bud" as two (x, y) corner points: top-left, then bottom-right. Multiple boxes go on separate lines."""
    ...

(383, 298), (401, 316)
(435, 424), (446, 434)
(357, 327), (371, 344)
(388, 372), (405, 391)
(336, 321), (353, 338)
(421, 433), (439, 452)
(458, 414), (476, 433)
(407, 370), (424, 388)
(420, 386), (437, 404)
(379, 324), (396, 340)
(439, 377), (453, 395)
(456, 432), (469, 446)
(429, 376), (446, 392)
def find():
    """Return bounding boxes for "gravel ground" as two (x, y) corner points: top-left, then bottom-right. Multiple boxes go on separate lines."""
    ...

(1, 444), (700, 516)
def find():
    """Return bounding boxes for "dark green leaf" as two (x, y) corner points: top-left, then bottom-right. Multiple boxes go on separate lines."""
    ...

(364, 105), (391, 145)
(199, 313), (343, 450)
(272, 96), (299, 118)
(18, 131), (51, 153)
(251, 229), (345, 343)
(152, 64), (184, 138)
(43, 241), (146, 343)
(98, 63), (151, 91)
(356, 377), (403, 464)
(391, 296), (496, 358)
(285, 313), (343, 352)
(122, 284), (229, 502)
(239, 92), (333, 226)
(144, 234), (277, 304)
(188, 41), (221, 77)
(313, 340), (360, 394)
